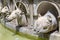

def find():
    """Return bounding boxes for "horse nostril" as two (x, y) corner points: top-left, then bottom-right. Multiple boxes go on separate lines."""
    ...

(37, 31), (39, 33)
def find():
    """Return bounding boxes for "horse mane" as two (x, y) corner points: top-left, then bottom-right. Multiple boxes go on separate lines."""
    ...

(16, 2), (28, 23)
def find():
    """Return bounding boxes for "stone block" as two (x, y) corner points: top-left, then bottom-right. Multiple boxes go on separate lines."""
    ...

(49, 31), (60, 40)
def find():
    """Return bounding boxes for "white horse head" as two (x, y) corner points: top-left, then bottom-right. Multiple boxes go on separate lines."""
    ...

(6, 8), (23, 21)
(34, 11), (57, 33)
(1, 6), (9, 13)
(6, 8), (28, 26)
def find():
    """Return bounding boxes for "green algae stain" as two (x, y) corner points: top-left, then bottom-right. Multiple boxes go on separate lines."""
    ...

(0, 24), (48, 40)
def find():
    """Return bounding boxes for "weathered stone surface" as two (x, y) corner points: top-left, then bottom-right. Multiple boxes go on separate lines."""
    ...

(49, 31), (60, 40)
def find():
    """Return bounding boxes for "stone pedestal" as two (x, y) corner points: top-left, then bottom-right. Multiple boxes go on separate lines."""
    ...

(49, 31), (60, 40)
(29, 1), (34, 26)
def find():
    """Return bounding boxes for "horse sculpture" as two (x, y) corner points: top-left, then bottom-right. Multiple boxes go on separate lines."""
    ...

(5, 7), (28, 34)
(0, 6), (10, 22)
(34, 11), (57, 34)
(1, 6), (9, 13)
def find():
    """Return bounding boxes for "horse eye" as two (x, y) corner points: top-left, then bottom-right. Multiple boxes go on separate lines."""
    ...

(20, 13), (23, 15)
(43, 26), (47, 29)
